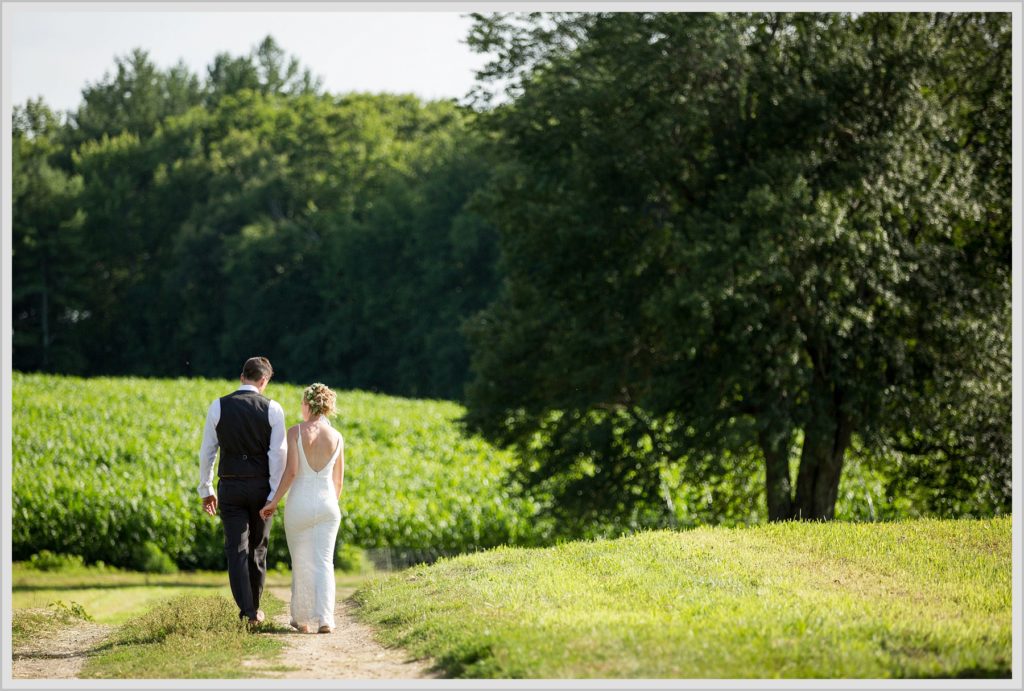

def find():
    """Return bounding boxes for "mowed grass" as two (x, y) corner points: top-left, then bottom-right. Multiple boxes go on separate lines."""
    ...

(80, 591), (289, 679)
(12, 562), (368, 624)
(354, 517), (1012, 679)
(11, 563), (287, 624)
(13, 563), (376, 678)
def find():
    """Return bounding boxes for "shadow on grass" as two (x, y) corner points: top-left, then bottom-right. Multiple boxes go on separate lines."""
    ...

(13, 644), (113, 660)
(13, 634), (118, 660)
(252, 622), (293, 635)
(917, 666), (1011, 679)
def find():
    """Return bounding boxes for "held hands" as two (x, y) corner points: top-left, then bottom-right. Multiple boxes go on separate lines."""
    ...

(259, 501), (278, 520)
(202, 494), (218, 516)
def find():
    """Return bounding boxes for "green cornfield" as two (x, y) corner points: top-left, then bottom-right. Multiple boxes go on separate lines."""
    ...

(12, 372), (542, 569)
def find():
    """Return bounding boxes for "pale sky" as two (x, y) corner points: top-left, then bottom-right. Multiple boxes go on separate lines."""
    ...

(8, 9), (494, 114)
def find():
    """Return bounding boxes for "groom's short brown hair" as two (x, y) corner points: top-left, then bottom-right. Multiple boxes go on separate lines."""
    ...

(242, 356), (274, 383)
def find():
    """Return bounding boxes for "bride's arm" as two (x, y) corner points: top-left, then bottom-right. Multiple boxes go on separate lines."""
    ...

(260, 426), (299, 517)
(333, 436), (345, 501)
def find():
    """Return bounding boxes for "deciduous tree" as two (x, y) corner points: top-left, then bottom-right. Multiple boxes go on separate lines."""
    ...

(463, 12), (1011, 523)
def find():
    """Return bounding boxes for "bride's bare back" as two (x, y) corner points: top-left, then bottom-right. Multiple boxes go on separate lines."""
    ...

(299, 421), (342, 473)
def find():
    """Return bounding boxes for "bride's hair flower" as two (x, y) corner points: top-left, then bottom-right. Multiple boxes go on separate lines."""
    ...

(303, 382), (337, 417)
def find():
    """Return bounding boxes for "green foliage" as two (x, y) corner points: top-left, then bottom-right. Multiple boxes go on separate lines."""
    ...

(132, 541), (178, 574)
(11, 99), (87, 373)
(205, 35), (322, 107)
(47, 599), (94, 622)
(13, 36), (501, 402)
(70, 48), (203, 144)
(27, 550), (86, 571)
(164, 90), (501, 399)
(11, 373), (542, 570)
(463, 12), (1011, 524)
(335, 544), (368, 574)
(356, 517), (1011, 678)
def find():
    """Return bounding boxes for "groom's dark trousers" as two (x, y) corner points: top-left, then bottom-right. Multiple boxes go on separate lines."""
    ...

(213, 387), (276, 621)
(218, 476), (271, 620)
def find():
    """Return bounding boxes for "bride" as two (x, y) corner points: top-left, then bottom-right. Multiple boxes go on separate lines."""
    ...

(260, 382), (345, 633)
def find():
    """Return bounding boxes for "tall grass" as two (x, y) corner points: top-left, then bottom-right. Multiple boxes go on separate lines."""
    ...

(81, 593), (288, 679)
(12, 600), (94, 647)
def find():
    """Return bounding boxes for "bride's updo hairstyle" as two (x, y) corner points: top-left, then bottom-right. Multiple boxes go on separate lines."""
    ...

(303, 382), (336, 418)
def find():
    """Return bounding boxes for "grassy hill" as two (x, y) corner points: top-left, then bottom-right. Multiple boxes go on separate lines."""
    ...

(354, 516), (1012, 678)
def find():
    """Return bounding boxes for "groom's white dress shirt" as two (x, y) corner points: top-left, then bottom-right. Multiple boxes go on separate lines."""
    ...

(197, 384), (287, 502)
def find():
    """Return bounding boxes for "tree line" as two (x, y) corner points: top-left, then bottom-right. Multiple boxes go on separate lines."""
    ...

(13, 37), (499, 400)
(13, 15), (1011, 525)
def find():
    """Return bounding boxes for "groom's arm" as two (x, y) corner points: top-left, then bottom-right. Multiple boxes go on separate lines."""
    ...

(198, 399), (220, 507)
(266, 401), (287, 502)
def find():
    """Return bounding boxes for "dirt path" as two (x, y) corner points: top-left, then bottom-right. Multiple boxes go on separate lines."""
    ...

(11, 616), (113, 680)
(243, 586), (441, 679)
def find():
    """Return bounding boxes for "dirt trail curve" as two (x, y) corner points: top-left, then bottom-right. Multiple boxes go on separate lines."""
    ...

(11, 586), (437, 681)
(244, 586), (441, 679)
(11, 618), (113, 679)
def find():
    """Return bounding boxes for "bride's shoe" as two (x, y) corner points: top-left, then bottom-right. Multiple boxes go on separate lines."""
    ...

(318, 625), (332, 634)
(291, 621), (310, 633)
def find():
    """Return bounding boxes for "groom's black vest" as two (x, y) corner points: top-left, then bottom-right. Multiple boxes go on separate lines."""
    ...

(217, 390), (272, 478)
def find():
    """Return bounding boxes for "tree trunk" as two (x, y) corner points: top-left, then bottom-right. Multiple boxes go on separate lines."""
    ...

(793, 374), (853, 520)
(758, 425), (793, 521)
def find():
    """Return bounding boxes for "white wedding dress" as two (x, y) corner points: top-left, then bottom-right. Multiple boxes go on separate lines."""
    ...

(284, 429), (343, 631)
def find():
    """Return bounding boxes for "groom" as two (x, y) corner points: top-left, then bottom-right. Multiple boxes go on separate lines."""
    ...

(198, 356), (287, 626)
